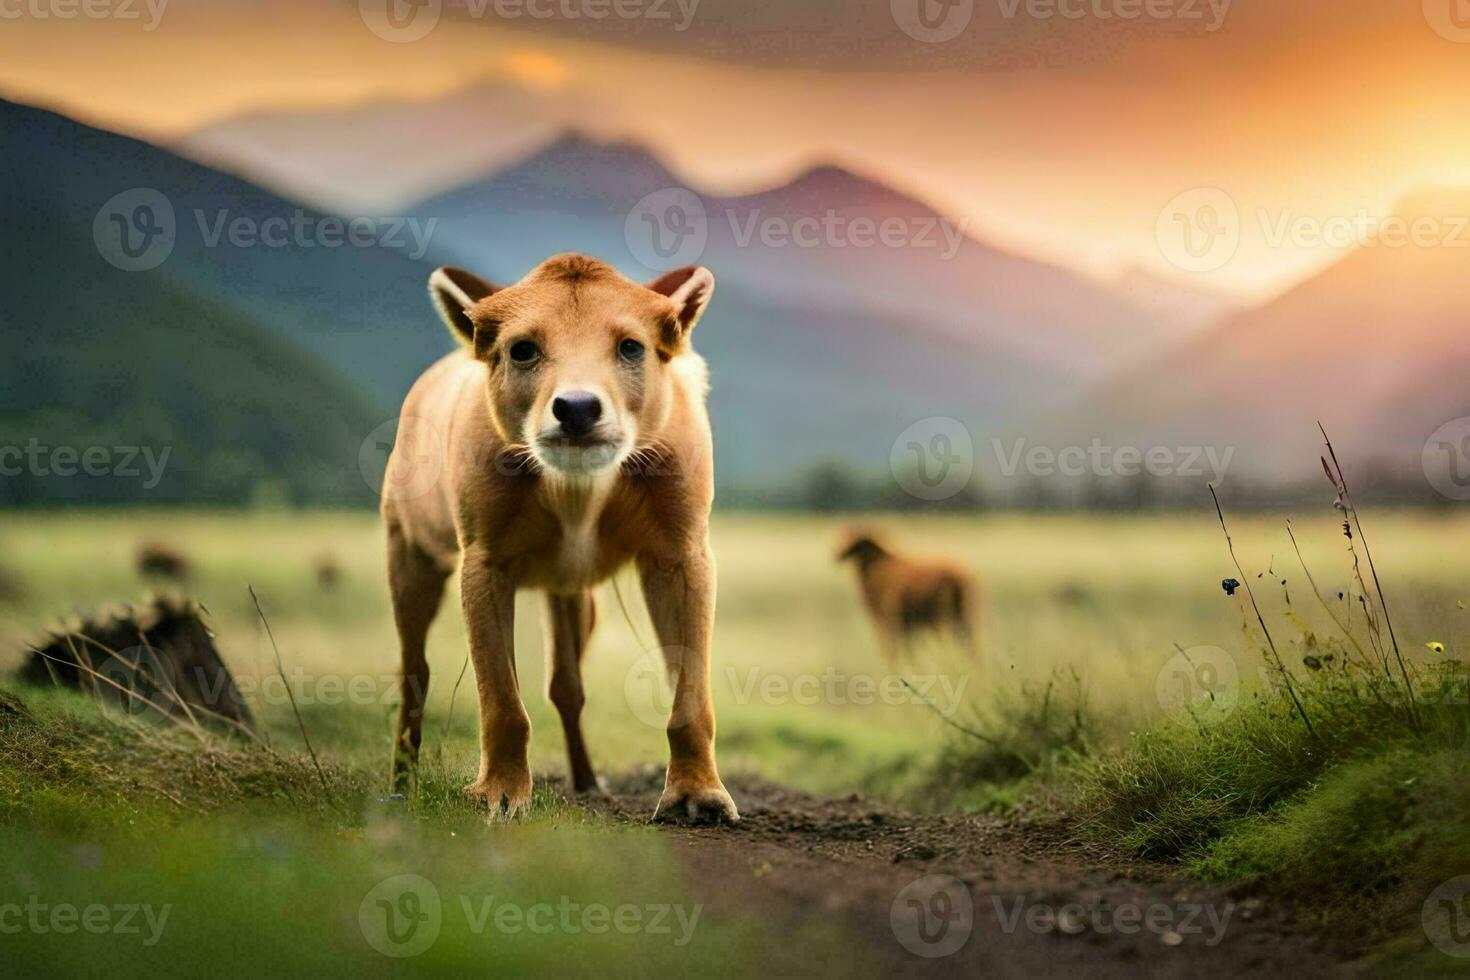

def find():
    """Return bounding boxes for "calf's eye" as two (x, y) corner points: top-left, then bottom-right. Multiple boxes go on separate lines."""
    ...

(619, 338), (645, 362)
(509, 340), (540, 363)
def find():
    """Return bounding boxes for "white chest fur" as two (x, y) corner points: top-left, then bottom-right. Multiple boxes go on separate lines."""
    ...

(539, 473), (615, 589)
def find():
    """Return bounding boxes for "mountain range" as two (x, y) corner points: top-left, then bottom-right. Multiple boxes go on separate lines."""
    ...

(412, 135), (1181, 382)
(179, 81), (1202, 379)
(1071, 189), (1470, 482)
(0, 98), (423, 504)
(6, 89), (1468, 504)
(178, 81), (609, 217)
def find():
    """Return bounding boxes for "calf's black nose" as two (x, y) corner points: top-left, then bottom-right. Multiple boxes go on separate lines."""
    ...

(551, 391), (603, 438)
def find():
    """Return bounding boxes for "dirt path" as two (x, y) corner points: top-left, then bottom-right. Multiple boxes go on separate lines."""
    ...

(577, 771), (1351, 978)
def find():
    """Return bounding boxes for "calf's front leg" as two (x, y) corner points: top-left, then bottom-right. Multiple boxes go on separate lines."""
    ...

(460, 548), (533, 819)
(638, 546), (739, 825)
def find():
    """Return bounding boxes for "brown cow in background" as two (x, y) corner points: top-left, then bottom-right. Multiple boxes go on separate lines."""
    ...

(836, 529), (979, 664)
(137, 542), (190, 582)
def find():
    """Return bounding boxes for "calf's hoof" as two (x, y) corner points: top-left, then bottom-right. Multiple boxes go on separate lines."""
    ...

(466, 771), (533, 822)
(653, 783), (740, 826)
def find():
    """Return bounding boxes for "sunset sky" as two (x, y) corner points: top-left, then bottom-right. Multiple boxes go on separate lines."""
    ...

(4, 0), (1469, 300)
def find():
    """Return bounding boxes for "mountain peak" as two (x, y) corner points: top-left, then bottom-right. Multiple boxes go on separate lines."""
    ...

(504, 130), (682, 187)
(743, 159), (934, 216)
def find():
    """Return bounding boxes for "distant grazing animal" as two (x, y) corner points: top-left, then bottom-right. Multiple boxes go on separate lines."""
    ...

(381, 254), (737, 824)
(836, 530), (979, 663)
(137, 543), (190, 581)
(314, 554), (341, 590)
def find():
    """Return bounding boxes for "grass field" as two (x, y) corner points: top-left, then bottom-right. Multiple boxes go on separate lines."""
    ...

(3, 509), (1467, 790)
(2, 508), (1468, 973)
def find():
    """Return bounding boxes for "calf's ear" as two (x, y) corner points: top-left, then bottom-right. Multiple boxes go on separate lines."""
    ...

(429, 267), (500, 347)
(646, 266), (714, 353)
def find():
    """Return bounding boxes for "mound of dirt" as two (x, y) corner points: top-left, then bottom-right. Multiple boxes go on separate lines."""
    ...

(18, 596), (252, 732)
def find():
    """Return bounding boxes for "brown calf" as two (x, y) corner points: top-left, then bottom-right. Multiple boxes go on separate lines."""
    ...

(381, 254), (736, 825)
(836, 530), (979, 664)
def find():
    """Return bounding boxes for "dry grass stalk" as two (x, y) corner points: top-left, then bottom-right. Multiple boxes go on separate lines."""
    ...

(248, 585), (332, 802)
(1208, 483), (1318, 739)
